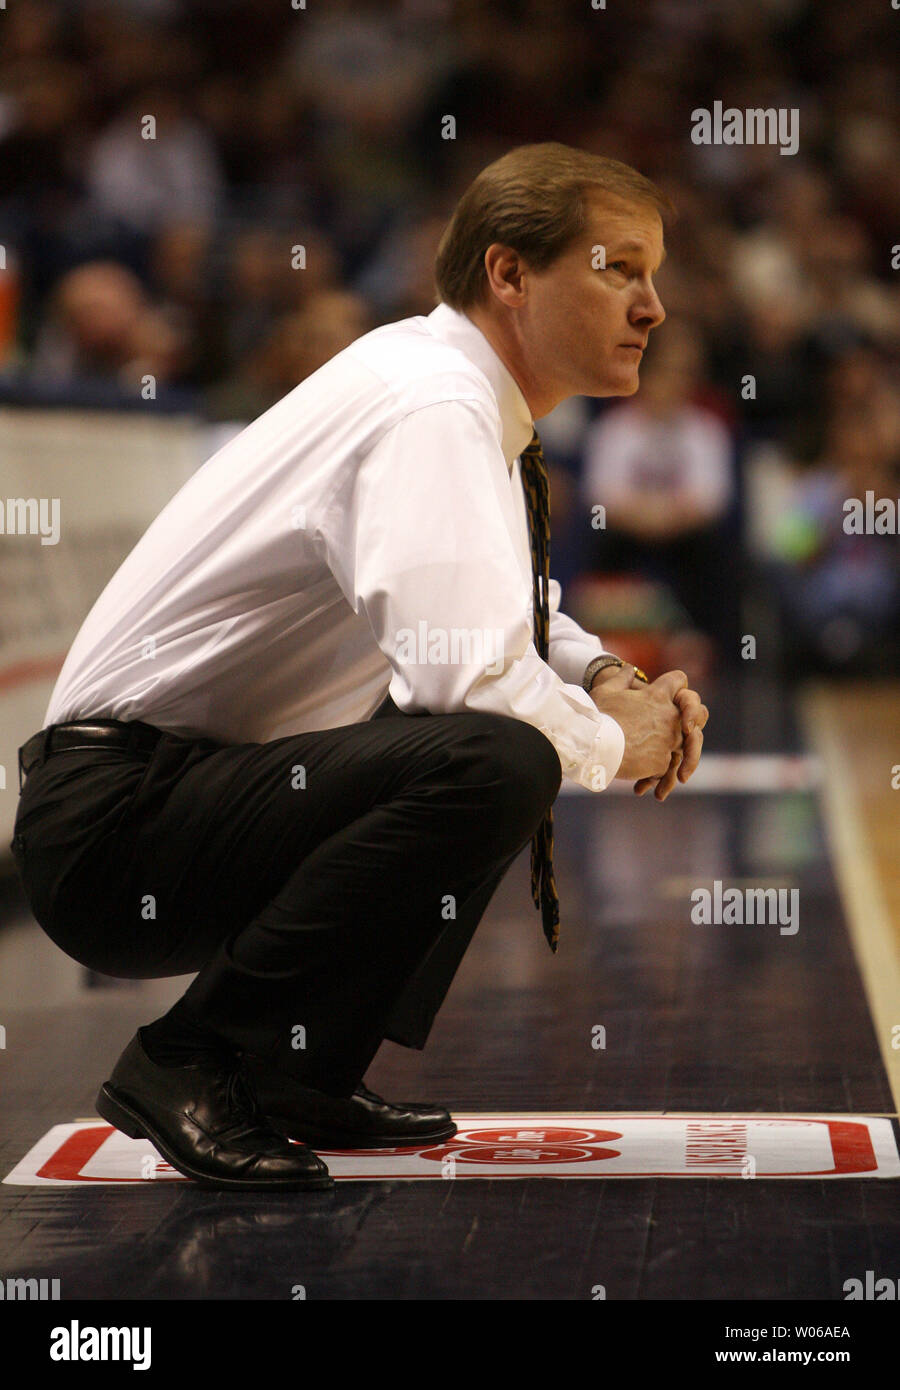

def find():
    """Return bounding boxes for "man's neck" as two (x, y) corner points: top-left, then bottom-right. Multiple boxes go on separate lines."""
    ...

(464, 303), (562, 421)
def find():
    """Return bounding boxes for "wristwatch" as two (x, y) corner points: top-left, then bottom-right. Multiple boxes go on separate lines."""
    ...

(582, 653), (649, 692)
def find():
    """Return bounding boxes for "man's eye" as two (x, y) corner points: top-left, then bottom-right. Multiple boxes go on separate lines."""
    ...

(608, 261), (628, 272)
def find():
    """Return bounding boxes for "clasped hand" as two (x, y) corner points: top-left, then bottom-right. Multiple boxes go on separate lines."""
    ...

(588, 664), (709, 801)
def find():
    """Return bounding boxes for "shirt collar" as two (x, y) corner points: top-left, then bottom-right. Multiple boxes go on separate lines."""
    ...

(426, 302), (535, 471)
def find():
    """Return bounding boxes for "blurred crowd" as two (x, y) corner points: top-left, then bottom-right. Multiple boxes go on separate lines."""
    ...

(1, 0), (898, 674)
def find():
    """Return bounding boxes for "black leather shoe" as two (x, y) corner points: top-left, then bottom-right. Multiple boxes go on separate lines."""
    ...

(242, 1057), (457, 1149)
(96, 1033), (334, 1190)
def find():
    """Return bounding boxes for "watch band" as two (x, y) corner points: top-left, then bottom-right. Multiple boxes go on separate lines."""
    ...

(583, 653), (649, 691)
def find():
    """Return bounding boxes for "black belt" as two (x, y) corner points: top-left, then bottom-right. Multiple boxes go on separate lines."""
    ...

(18, 719), (166, 792)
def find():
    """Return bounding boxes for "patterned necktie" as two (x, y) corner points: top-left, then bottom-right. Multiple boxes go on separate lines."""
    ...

(518, 430), (561, 953)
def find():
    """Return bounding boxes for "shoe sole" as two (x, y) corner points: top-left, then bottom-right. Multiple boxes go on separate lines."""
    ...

(95, 1083), (335, 1191)
(266, 1117), (459, 1150)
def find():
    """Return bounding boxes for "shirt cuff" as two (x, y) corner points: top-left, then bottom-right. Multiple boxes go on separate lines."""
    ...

(551, 682), (626, 791)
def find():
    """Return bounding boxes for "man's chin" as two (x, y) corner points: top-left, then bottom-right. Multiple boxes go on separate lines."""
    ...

(592, 372), (641, 398)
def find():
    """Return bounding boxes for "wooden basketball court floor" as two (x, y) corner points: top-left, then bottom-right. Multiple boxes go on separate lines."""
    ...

(0, 677), (898, 1302)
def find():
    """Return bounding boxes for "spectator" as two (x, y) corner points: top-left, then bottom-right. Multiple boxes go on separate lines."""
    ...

(204, 289), (370, 423)
(581, 319), (737, 653)
(84, 87), (223, 237)
(768, 411), (900, 674)
(27, 260), (186, 391)
(148, 222), (224, 385)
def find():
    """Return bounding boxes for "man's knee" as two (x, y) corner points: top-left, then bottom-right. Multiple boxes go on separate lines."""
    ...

(492, 715), (562, 802)
(452, 713), (562, 831)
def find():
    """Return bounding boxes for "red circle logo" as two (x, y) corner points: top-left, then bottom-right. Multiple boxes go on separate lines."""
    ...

(420, 1127), (623, 1165)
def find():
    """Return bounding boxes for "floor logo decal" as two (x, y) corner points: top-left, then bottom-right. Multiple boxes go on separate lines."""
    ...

(4, 1113), (898, 1184)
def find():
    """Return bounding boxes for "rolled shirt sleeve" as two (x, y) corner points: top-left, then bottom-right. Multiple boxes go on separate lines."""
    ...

(324, 397), (625, 791)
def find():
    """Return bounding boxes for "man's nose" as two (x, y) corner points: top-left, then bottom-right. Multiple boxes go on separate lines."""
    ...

(632, 284), (665, 330)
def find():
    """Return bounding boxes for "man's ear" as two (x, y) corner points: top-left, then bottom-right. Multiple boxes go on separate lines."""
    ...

(484, 243), (526, 305)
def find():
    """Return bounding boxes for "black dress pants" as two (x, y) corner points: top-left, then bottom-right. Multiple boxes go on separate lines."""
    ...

(11, 696), (562, 1095)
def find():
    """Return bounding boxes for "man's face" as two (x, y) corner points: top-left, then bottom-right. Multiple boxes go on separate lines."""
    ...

(520, 191), (666, 402)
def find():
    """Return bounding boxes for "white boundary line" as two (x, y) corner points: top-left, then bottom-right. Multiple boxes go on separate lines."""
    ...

(559, 753), (822, 795)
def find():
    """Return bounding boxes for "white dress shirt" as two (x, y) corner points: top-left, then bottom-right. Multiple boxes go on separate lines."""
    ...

(44, 303), (625, 790)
